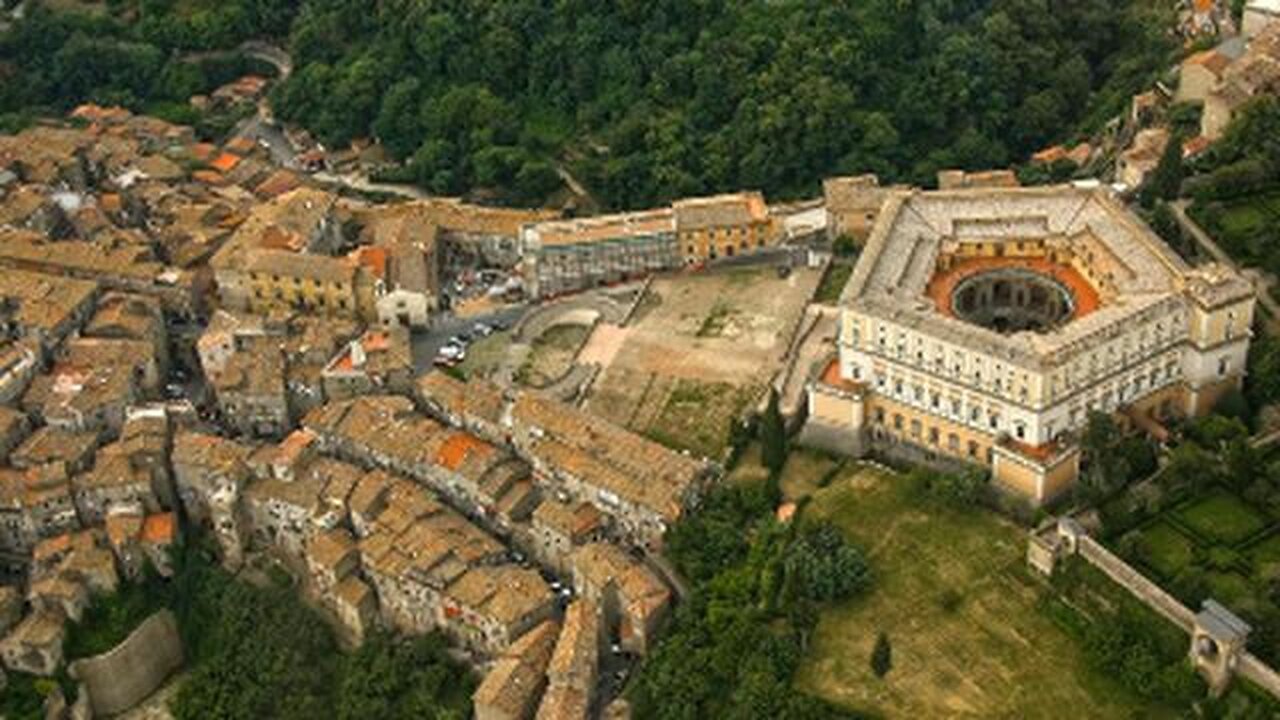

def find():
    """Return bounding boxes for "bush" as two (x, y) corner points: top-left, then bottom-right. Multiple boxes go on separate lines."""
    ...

(907, 467), (988, 508)
(937, 589), (963, 613)
(1082, 605), (1205, 703)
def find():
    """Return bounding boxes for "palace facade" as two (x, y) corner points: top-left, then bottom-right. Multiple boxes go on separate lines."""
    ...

(805, 185), (1256, 504)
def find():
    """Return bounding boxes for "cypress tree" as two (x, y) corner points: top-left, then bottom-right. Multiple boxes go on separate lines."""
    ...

(760, 388), (787, 478)
(871, 631), (892, 678)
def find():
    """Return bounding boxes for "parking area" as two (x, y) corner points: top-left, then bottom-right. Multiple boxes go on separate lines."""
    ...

(410, 304), (531, 374)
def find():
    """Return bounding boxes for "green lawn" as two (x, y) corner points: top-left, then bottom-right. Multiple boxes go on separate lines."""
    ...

(1219, 203), (1270, 238)
(516, 323), (590, 387)
(455, 331), (512, 380)
(1174, 489), (1269, 546)
(1138, 520), (1198, 580)
(795, 465), (1169, 718)
(1206, 570), (1255, 608)
(1247, 532), (1280, 567)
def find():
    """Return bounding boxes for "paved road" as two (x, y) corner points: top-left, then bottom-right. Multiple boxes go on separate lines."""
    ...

(1170, 200), (1280, 325)
(313, 170), (433, 200)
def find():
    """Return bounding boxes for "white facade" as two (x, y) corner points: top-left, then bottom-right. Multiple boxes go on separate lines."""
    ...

(823, 185), (1256, 459)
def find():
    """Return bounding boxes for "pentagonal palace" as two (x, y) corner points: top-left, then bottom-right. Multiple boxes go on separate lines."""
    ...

(805, 184), (1256, 505)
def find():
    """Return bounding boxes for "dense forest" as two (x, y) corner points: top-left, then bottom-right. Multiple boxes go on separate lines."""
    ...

(274, 0), (1179, 208)
(0, 0), (294, 133)
(5, 542), (474, 720)
(0, 1), (1178, 208)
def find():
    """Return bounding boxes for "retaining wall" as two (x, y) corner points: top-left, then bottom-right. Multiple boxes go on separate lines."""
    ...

(68, 609), (183, 717)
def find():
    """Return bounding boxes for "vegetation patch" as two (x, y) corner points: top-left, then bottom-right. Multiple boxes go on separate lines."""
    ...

(1134, 520), (1197, 580)
(695, 302), (736, 338)
(59, 541), (475, 720)
(630, 469), (868, 719)
(455, 331), (512, 380)
(644, 379), (756, 459)
(795, 465), (1168, 718)
(515, 323), (590, 388)
(814, 262), (854, 305)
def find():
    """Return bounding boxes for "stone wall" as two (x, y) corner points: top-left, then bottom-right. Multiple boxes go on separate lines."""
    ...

(1076, 536), (1196, 632)
(1238, 653), (1280, 699)
(68, 609), (183, 717)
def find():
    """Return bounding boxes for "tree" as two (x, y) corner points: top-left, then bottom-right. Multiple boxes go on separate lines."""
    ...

(784, 522), (871, 604)
(1142, 132), (1184, 206)
(871, 632), (892, 678)
(1150, 201), (1184, 249)
(760, 388), (788, 481)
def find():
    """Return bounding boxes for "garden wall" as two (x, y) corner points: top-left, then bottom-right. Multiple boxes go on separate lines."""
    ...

(1077, 536), (1196, 632)
(1239, 653), (1280, 698)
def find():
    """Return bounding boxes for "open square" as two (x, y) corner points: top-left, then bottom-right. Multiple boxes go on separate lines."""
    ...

(580, 266), (819, 458)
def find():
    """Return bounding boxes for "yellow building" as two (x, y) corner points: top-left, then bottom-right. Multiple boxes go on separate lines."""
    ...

(242, 248), (375, 322)
(672, 192), (771, 263)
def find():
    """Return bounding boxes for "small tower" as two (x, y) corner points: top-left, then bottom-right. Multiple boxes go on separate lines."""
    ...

(1191, 599), (1252, 696)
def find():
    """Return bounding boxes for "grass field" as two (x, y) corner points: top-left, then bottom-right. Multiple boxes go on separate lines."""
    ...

(516, 323), (590, 388)
(644, 379), (758, 459)
(454, 331), (512, 380)
(794, 465), (1170, 718)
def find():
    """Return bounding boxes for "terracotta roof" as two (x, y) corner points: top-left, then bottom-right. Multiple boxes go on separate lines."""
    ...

(141, 512), (177, 544)
(924, 255), (1101, 320)
(1186, 49), (1231, 78)
(436, 432), (489, 471)
(209, 153), (241, 173)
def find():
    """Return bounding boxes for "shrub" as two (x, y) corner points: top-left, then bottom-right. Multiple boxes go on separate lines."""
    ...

(784, 521), (872, 604)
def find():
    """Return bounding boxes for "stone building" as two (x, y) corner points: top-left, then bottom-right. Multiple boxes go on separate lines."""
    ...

(672, 191), (772, 263)
(172, 432), (254, 568)
(568, 542), (670, 655)
(473, 619), (561, 720)
(303, 395), (540, 536)
(0, 608), (65, 676)
(519, 209), (680, 299)
(70, 452), (159, 526)
(805, 185), (1256, 505)
(320, 328), (414, 402)
(536, 600), (601, 720)
(526, 499), (606, 575)
(823, 175), (905, 244)
(415, 373), (711, 551)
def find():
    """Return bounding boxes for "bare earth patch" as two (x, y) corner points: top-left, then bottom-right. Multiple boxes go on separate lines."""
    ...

(584, 266), (819, 458)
